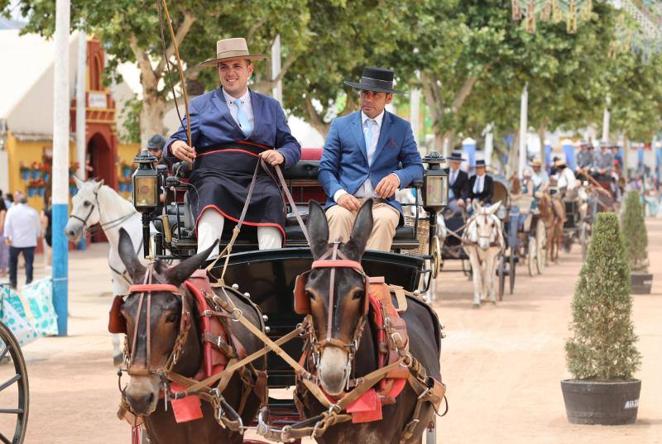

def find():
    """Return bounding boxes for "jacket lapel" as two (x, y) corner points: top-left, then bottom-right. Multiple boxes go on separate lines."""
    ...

(372, 111), (392, 163)
(249, 89), (260, 137)
(351, 112), (368, 163)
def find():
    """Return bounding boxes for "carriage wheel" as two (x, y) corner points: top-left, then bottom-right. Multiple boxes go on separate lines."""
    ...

(0, 321), (29, 444)
(497, 256), (506, 301)
(535, 220), (546, 275)
(509, 252), (516, 295)
(527, 236), (536, 277)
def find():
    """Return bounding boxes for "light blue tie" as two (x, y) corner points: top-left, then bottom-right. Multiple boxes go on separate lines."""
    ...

(234, 99), (253, 137)
(363, 119), (376, 165)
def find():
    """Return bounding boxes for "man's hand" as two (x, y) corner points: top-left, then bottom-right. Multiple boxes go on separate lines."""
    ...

(4, 238), (11, 247)
(259, 150), (285, 166)
(457, 198), (466, 208)
(374, 174), (400, 199)
(337, 194), (361, 211)
(170, 140), (196, 162)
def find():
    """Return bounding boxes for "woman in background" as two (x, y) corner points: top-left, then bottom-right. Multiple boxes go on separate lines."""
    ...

(0, 194), (8, 277)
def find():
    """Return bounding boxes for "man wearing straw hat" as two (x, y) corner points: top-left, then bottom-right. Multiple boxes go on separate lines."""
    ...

(319, 67), (423, 252)
(166, 38), (301, 257)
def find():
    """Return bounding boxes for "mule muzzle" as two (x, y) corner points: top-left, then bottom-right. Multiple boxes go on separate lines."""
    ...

(124, 375), (160, 416)
(318, 346), (351, 396)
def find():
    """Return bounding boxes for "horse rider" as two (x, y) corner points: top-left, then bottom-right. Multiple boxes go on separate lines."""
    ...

(591, 142), (614, 186)
(531, 158), (549, 192)
(166, 37), (301, 257)
(575, 141), (593, 181)
(468, 159), (494, 205)
(510, 169), (535, 231)
(554, 156), (578, 200)
(447, 150), (470, 210)
(319, 66), (423, 252)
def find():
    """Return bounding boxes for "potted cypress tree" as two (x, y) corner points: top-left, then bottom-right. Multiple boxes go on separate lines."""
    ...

(621, 191), (653, 294)
(562, 213), (642, 425)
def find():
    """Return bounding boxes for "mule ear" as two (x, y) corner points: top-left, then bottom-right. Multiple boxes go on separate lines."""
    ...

(307, 200), (329, 259)
(73, 175), (84, 189)
(94, 179), (104, 191)
(346, 199), (373, 258)
(487, 201), (502, 215)
(118, 228), (146, 282)
(164, 241), (217, 286)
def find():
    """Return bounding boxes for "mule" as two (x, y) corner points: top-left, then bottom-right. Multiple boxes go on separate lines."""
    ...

(462, 201), (505, 307)
(538, 192), (564, 263)
(64, 177), (147, 364)
(295, 200), (443, 443)
(115, 229), (266, 444)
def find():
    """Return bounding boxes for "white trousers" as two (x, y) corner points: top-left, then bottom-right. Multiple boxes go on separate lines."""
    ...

(197, 209), (282, 258)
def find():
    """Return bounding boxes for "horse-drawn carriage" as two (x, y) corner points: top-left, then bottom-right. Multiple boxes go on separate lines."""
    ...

(112, 148), (448, 443)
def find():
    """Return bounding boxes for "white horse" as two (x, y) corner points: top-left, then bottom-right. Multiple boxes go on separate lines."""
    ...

(64, 177), (149, 364)
(462, 201), (505, 307)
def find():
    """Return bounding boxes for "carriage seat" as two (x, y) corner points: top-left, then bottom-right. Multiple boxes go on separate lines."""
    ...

(283, 160), (320, 180)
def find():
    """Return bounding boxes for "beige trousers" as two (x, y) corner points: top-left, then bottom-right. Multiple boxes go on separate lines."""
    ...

(326, 202), (400, 252)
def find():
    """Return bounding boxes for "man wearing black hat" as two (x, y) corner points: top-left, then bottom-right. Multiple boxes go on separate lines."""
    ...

(319, 67), (423, 251)
(146, 134), (167, 163)
(468, 160), (494, 204)
(448, 150), (469, 208)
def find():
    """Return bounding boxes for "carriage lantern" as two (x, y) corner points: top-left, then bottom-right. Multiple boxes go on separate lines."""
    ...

(422, 152), (449, 211)
(132, 150), (159, 257)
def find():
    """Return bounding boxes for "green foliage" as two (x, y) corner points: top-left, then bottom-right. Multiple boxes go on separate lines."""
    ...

(621, 191), (649, 273)
(565, 213), (640, 380)
(118, 96), (142, 144)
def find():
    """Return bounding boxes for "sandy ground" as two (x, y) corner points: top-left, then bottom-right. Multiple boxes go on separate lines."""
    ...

(7, 218), (662, 443)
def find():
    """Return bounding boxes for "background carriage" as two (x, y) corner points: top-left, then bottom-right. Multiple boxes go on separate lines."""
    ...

(129, 148), (447, 443)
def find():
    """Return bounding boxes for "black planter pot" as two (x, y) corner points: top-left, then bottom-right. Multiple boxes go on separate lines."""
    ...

(631, 273), (653, 294)
(561, 379), (641, 425)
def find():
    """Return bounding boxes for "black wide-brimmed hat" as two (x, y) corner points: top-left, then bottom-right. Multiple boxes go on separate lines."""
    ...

(475, 159), (486, 168)
(448, 151), (465, 162)
(344, 67), (402, 94)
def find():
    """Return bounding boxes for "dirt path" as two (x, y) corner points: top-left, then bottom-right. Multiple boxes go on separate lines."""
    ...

(14, 218), (662, 443)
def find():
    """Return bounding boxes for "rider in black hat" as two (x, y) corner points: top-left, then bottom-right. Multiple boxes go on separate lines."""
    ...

(447, 150), (470, 208)
(468, 159), (494, 204)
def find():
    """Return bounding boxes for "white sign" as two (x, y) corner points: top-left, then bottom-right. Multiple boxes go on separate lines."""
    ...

(88, 91), (107, 109)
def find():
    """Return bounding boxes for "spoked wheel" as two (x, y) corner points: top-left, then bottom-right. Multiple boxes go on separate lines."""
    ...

(509, 251), (516, 295)
(497, 255), (506, 301)
(535, 220), (546, 275)
(0, 321), (29, 444)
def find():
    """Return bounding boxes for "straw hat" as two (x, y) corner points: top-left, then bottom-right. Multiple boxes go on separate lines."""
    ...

(199, 38), (266, 67)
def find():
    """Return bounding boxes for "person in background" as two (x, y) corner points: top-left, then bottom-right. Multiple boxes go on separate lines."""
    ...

(468, 160), (494, 205)
(531, 159), (549, 192)
(0, 197), (8, 277)
(447, 150), (470, 209)
(40, 197), (52, 269)
(3, 192), (41, 289)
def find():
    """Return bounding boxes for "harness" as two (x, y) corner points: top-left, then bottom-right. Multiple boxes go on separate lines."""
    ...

(461, 213), (503, 249)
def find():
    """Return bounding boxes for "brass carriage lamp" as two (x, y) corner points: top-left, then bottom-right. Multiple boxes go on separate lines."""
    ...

(422, 152), (449, 211)
(132, 150), (159, 210)
(132, 150), (159, 257)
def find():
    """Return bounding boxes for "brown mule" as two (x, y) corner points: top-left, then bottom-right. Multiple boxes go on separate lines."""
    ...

(115, 229), (266, 444)
(295, 200), (444, 444)
(539, 193), (565, 263)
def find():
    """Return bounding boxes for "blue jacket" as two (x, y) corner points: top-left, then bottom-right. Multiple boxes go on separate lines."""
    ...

(166, 88), (301, 167)
(319, 111), (423, 214)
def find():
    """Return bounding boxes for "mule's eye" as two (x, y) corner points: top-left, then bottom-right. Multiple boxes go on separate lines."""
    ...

(305, 290), (315, 300)
(83, 201), (91, 207)
(165, 312), (179, 323)
(352, 290), (365, 301)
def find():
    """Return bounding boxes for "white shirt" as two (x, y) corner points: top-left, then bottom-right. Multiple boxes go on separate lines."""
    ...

(449, 167), (460, 186)
(558, 167), (577, 190)
(3, 203), (40, 248)
(473, 174), (485, 193)
(222, 88), (254, 132)
(333, 110), (388, 203)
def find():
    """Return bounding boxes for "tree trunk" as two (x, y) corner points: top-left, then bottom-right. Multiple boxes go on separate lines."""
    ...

(537, 125), (546, 169)
(140, 97), (167, 145)
(508, 130), (520, 179)
(304, 97), (330, 138)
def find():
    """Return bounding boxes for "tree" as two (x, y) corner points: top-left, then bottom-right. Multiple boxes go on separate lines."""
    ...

(4, 0), (310, 141)
(621, 191), (649, 273)
(565, 213), (640, 380)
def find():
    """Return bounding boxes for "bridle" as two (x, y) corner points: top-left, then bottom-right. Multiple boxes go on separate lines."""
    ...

(70, 187), (136, 235)
(464, 212), (502, 249)
(296, 242), (369, 375)
(123, 265), (192, 377)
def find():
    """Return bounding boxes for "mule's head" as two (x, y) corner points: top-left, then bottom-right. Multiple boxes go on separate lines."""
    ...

(65, 177), (103, 242)
(301, 200), (373, 396)
(116, 228), (213, 416)
(470, 201), (502, 250)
